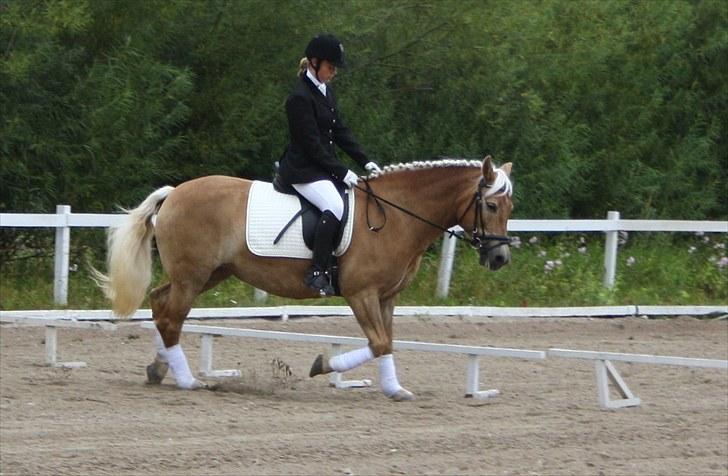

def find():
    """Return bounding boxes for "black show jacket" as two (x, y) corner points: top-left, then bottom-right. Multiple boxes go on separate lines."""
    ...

(279, 75), (369, 185)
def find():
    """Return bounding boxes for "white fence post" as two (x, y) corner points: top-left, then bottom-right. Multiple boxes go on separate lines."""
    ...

(603, 210), (620, 289)
(253, 288), (268, 302)
(54, 205), (71, 306)
(436, 231), (458, 298)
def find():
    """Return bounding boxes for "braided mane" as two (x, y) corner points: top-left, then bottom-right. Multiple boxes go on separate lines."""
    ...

(366, 158), (481, 179)
(366, 157), (512, 197)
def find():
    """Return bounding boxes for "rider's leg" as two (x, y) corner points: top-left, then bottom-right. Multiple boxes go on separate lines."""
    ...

(291, 180), (344, 220)
(292, 180), (344, 296)
(306, 210), (340, 295)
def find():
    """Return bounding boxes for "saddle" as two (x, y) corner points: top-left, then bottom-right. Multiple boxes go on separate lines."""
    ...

(246, 181), (354, 260)
(272, 172), (349, 251)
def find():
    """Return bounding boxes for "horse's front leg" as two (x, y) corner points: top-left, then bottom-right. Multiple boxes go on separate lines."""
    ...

(310, 292), (412, 401)
(377, 295), (413, 401)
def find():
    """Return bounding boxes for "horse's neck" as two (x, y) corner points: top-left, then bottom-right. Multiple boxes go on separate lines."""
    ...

(371, 167), (477, 246)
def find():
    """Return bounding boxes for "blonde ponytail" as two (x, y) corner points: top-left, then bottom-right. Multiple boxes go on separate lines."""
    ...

(298, 57), (309, 77)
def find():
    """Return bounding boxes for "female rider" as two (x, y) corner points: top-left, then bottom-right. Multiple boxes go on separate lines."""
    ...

(278, 34), (381, 296)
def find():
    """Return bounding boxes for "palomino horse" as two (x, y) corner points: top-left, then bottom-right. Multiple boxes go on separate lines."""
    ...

(95, 156), (513, 401)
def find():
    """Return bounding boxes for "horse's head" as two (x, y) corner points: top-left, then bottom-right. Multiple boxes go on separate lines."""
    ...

(459, 155), (513, 270)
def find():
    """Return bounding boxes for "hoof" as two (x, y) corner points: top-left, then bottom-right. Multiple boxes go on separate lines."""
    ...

(309, 354), (332, 378)
(389, 388), (415, 402)
(146, 359), (169, 385)
(190, 379), (209, 390)
(178, 379), (209, 390)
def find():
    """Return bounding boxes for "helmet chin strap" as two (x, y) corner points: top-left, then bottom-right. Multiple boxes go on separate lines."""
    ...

(311, 58), (323, 83)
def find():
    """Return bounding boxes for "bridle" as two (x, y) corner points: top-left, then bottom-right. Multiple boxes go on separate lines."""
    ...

(456, 177), (512, 261)
(355, 172), (512, 260)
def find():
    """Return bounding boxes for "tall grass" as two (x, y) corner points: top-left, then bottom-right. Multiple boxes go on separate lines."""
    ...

(0, 232), (725, 310)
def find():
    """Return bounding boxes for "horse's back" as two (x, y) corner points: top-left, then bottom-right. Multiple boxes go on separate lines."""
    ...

(155, 176), (253, 268)
(159, 175), (251, 216)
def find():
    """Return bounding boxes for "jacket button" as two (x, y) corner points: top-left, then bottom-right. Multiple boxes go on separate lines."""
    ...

(329, 141), (333, 145)
(332, 119), (336, 123)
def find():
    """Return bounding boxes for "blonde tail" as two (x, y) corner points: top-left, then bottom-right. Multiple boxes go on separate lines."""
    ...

(92, 186), (174, 317)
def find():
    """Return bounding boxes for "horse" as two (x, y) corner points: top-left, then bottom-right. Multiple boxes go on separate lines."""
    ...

(94, 155), (514, 401)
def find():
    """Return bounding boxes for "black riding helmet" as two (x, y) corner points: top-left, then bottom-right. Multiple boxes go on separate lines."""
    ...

(305, 34), (346, 69)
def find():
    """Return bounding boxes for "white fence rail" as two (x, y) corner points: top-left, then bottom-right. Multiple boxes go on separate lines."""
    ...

(1, 207), (726, 304)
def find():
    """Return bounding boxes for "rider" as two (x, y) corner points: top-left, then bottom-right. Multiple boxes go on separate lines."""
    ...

(279, 33), (381, 296)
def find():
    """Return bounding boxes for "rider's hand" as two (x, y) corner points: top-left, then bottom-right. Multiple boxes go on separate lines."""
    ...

(343, 170), (359, 188)
(364, 161), (382, 175)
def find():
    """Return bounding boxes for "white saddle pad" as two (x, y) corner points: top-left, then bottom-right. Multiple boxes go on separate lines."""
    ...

(246, 181), (355, 259)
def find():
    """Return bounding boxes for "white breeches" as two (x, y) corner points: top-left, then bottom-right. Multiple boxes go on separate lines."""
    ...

(292, 180), (344, 221)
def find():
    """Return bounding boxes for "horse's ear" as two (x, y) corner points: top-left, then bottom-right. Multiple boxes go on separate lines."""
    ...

(500, 162), (513, 176)
(482, 155), (496, 183)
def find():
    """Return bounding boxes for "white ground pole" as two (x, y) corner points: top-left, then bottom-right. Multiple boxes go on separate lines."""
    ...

(140, 322), (545, 398)
(0, 316), (117, 368)
(198, 334), (241, 378)
(548, 348), (728, 409)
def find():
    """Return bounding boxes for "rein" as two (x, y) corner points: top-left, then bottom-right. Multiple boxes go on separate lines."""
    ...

(354, 178), (511, 253)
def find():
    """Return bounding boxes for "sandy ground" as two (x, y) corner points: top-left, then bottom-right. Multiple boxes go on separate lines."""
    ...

(1, 315), (727, 476)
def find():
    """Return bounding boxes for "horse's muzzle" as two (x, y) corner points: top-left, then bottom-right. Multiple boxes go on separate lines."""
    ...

(480, 243), (511, 270)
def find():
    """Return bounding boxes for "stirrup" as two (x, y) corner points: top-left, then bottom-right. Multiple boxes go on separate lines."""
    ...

(305, 268), (335, 297)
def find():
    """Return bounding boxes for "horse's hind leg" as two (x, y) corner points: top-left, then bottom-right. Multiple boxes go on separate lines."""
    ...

(149, 281), (206, 389)
(147, 268), (232, 388)
(146, 283), (171, 384)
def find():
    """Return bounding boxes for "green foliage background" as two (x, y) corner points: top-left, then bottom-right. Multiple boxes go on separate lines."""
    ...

(1, 0), (727, 267)
(3, 0), (726, 215)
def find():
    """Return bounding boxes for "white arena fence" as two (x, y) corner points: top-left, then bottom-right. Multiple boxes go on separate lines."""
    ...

(1, 314), (725, 409)
(1, 206), (726, 305)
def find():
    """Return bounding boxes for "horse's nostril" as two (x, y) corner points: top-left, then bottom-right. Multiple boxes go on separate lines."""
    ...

(489, 252), (509, 270)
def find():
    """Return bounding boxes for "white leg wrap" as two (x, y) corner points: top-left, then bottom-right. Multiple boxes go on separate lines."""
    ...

(329, 346), (374, 372)
(153, 328), (167, 362)
(379, 353), (403, 396)
(162, 344), (197, 389)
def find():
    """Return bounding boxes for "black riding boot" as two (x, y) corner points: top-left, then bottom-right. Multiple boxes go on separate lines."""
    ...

(305, 210), (340, 296)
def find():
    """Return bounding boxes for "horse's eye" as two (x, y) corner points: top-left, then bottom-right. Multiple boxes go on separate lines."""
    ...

(486, 202), (498, 212)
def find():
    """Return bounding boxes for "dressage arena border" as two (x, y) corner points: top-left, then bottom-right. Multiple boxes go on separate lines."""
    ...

(547, 348), (728, 409)
(1, 304), (726, 321)
(0, 315), (117, 368)
(2, 308), (726, 409)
